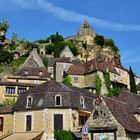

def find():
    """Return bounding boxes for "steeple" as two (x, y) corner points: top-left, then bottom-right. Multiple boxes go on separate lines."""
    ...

(77, 20), (96, 37)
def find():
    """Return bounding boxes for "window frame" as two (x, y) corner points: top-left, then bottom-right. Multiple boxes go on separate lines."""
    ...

(26, 96), (33, 108)
(55, 94), (62, 106)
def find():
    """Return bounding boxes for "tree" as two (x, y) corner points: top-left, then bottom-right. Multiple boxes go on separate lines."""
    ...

(94, 34), (105, 47)
(95, 74), (102, 95)
(62, 75), (72, 86)
(129, 66), (137, 94)
(104, 38), (119, 52)
(0, 20), (9, 31)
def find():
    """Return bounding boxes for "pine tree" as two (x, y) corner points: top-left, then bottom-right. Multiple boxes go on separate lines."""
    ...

(129, 66), (137, 94)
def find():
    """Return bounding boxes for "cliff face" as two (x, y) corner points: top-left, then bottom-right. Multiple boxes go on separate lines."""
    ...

(65, 21), (121, 66)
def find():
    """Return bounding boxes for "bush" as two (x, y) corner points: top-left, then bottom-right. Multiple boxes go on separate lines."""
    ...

(62, 76), (72, 86)
(95, 74), (102, 95)
(0, 97), (17, 107)
(54, 130), (73, 140)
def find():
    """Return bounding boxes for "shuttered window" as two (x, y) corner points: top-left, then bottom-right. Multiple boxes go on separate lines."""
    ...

(26, 115), (32, 131)
(0, 117), (3, 131)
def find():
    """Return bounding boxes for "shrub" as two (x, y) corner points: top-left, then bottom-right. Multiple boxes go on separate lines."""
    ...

(54, 130), (73, 140)
(94, 34), (105, 47)
(106, 88), (120, 97)
(95, 74), (102, 95)
(62, 76), (72, 86)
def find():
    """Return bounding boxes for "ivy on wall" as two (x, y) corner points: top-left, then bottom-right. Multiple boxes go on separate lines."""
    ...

(95, 74), (102, 96)
(103, 72), (111, 92)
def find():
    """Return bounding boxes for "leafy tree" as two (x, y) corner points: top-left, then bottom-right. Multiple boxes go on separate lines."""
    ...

(54, 130), (73, 140)
(129, 66), (137, 94)
(0, 20), (9, 31)
(0, 51), (13, 64)
(104, 38), (119, 52)
(106, 88), (120, 97)
(94, 34), (105, 47)
(0, 97), (17, 107)
(62, 75), (72, 86)
(95, 74), (102, 95)
(50, 32), (64, 43)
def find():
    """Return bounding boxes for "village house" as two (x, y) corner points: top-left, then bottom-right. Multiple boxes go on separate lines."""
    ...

(86, 90), (140, 140)
(0, 80), (96, 140)
(0, 49), (49, 99)
(67, 55), (129, 95)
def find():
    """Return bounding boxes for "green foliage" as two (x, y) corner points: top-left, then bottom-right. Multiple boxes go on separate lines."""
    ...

(11, 57), (26, 72)
(0, 51), (14, 64)
(54, 130), (73, 140)
(104, 38), (119, 52)
(0, 20), (9, 31)
(0, 66), (4, 73)
(43, 57), (48, 67)
(129, 66), (137, 94)
(0, 97), (17, 107)
(50, 32), (64, 43)
(94, 34), (105, 47)
(65, 40), (79, 56)
(103, 72), (111, 91)
(62, 75), (72, 86)
(106, 88), (120, 97)
(95, 74), (102, 95)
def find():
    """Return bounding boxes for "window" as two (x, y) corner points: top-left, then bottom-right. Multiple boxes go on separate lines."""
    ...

(63, 64), (67, 69)
(24, 70), (28, 75)
(80, 96), (85, 108)
(26, 115), (32, 131)
(26, 96), (33, 108)
(6, 86), (15, 94)
(54, 114), (63, 130)
(0, 117), (3, 131)
(73, 77), (78, 83)
(55, 94), (62, 106)
(18, 87), (26, 94)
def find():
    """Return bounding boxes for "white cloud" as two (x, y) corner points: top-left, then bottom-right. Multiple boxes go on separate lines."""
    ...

(2, 0), (140, 31)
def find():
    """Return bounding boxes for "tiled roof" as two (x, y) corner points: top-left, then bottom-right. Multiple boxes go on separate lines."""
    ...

(0, 107), (13, 114)
(0, 81), (35, 87)
(104, 96), (140, 133)
(68, 56), (118, 75)
(14, 81), (97, 112)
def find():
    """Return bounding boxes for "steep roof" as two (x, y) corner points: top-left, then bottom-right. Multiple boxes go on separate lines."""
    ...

(104, 97), (140, 133)
(21, 48), (45, 68)
(14, 80), (97, 111)
(115, 90), (140, 114)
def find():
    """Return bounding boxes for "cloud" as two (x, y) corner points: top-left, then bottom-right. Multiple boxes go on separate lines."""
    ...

(2, 0), (140, 31)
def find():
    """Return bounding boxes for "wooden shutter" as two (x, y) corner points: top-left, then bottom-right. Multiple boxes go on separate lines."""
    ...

(54, 114), (63, 130)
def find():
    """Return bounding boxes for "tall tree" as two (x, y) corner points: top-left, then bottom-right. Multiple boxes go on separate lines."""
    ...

(129, 66), (137, 94)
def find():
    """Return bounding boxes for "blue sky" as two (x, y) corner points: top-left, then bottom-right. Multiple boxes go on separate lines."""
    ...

(0, 0), (140, 76)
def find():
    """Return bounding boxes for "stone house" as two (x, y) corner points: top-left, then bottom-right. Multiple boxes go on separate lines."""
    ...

(48, 57), (81, 82)
(0, 80), (96, 140)
(0, 49), (49, 100)
(67, 55), (128, 95)
(86, 90), (140, 140)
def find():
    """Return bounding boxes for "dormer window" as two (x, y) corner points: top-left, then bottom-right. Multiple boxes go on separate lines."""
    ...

(25, 70), (28, 76)
(80, 96), (85, 108)
(55, 94), (62, 106)
(26, 96), (33, 108)
(39, 71), (43, 76)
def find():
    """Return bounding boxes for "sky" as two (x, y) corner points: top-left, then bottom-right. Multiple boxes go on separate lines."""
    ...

(0, 0), (140, 76)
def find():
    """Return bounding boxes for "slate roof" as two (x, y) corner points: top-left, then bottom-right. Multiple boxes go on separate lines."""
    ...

(104, 96), (140, 133)
(21, 48), (45, 68)
(14, 81), (97, 112)
(68, 56), (118, 75)
(48, 57), (81, 67)
(0, 107), (13, 114)
(16, 67), (49, 78)
(115, 90), (140, 114)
